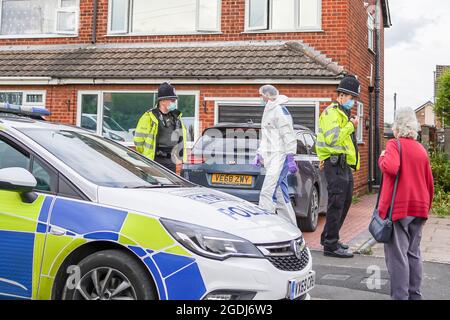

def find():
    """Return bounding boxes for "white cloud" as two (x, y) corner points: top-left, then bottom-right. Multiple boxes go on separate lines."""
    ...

(384, 0), (450, 123)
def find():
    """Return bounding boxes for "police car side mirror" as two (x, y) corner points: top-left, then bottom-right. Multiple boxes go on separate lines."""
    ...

(0, 167), (38, 203)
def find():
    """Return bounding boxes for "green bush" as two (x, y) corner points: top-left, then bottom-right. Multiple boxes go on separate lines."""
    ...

(430, 151), (450, 216)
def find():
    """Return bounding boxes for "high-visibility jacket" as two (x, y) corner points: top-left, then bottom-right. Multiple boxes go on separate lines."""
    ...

(134, 108), (188, 162)
(317, 102), (360, 170)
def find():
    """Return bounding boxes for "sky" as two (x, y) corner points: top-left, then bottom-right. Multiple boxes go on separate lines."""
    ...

(384, 0), (450, 123)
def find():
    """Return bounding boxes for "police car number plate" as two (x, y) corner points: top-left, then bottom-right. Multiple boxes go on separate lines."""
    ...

(211, 174), (253, 186)
(287, 271), (316, 300)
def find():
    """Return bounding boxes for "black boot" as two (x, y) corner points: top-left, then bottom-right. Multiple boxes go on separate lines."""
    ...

(324, 247), (354, 258)
(338, 242), (349, 250)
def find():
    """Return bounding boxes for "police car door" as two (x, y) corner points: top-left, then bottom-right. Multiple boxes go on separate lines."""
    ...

(0, 133), (56, 300)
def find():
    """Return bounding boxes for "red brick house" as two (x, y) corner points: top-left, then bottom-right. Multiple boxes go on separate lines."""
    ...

(0, 0), (391, 193)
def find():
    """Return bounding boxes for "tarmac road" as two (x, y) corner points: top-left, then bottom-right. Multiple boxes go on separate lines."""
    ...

(309, 250), (450, 300)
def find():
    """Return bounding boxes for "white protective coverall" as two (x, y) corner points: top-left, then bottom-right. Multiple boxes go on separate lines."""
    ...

(258, 95), (298, 225)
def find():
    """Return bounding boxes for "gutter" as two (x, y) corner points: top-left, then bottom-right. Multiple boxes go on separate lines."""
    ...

(0, 78), (342, 86)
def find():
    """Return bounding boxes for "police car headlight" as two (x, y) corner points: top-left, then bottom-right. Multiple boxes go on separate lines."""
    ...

(160, 218), (263, 260)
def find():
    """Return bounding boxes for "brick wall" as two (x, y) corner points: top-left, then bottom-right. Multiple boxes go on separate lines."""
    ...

(0, 0), (351, 68)
(347, 0), (387, 193)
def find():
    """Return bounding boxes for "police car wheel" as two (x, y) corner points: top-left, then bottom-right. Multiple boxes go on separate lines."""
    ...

(297, 186), (319, 232)
(61, 249), (157, 300)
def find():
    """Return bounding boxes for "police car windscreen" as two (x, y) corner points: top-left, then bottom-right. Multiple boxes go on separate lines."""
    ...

(19, 128), (190, 188)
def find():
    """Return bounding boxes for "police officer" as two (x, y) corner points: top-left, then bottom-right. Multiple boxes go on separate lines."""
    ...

(317, 75), (361, 258)
(134, 82), (187, 172)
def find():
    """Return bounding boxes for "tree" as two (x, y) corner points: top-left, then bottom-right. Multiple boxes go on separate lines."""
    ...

(435, 70), (450, 127)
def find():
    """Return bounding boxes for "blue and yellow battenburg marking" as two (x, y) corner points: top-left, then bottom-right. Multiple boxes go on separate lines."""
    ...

(0, 191), (206, 300)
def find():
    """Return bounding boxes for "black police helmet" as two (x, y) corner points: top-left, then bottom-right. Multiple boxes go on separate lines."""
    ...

(337, 75), (360, 97)
(157, 82), (178, 101)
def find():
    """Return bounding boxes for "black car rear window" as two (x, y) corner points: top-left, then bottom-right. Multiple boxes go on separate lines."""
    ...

(193, 128), (261, 155)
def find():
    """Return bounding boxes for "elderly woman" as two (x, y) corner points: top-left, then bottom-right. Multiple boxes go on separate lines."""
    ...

(378, 107), (434, 300)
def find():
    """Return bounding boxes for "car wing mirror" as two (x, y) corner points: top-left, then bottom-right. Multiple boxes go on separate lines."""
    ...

(0, 167), (38, 203)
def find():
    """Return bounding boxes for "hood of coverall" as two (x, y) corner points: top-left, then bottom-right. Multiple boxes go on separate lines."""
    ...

(265, 95), (289, 110)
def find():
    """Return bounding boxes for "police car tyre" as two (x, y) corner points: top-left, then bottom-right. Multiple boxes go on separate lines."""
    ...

(61, 250), (157, 300)
(297, 186), (319, 232)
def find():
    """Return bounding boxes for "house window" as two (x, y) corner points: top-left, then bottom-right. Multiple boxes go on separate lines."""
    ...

(356, 102), (364, 144)
(368, 14), (375, 51)
(0, 91), (46, 107)
(245, 0), (321, 31)
(0, 0), (79, 37)
(108, 0), (221, 35)
(78, 91), (199, 147)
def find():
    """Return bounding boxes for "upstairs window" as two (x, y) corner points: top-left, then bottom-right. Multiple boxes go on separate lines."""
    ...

(246, 0), (321, 31)
(108, 0), (221, 35)
(368, 14), (375, 51)
(0, 0), (79, 37)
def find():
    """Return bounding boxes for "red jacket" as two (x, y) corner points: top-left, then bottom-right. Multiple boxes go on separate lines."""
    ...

(378, 138), (434, 221)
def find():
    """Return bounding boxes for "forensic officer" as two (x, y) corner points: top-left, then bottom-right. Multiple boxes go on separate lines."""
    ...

(253, 85), (299, 225)
(134, 82), (187, 172)
(317, 75), (361, 258)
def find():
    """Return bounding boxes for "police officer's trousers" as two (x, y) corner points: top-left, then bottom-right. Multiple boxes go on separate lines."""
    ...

(155, 155), (176, 172)
(321, 158), (354, 252)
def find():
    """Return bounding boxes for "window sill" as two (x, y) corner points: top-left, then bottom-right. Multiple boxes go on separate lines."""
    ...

(242, 29), (324, 34)
(368, 48), (376, 55)
(0, 34), (78, 39)
(357, 141), (365, 145)
(106, 31), (223, 37)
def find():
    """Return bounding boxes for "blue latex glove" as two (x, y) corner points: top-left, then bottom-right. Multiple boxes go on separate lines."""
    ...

(287, 154), (298, 174)
(252, 154), (263, 168)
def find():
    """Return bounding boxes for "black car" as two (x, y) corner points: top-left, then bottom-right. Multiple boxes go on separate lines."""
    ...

(181, 123), (328, 232)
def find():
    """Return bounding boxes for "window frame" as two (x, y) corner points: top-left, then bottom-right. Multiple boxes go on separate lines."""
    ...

(296, 132), (308, 155)
(55, 0), (79, 35)
(245, 0), (269, 31)
(0, 0), (79, 38)
(107, 0), (130, 35)
(0, 90), (46, 107)
(296, 0), (322, 30)
(30, 154), (59, 194)
(356, 102), (364, 144)
(245, 0), (322, 32)
(196, 0), (221, 32)
(303, 132), (317, 155)
(368, 13), (375, 52)
(77, 90), (201, 148)
(107, 0), (222, 35)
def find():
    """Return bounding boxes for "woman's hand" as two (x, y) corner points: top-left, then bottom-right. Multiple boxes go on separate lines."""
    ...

(380, 150), (386, 157)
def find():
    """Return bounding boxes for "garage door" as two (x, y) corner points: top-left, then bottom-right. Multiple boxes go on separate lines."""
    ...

(217, 105), (316, 132)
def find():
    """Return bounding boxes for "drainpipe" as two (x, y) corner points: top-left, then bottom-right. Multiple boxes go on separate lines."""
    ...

(92, 0), (98, 44)
(368, 85), (374, 193)
(374, 0), (382, 185)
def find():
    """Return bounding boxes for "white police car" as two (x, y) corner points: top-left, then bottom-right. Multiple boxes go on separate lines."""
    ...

(0, 105), (315, 300)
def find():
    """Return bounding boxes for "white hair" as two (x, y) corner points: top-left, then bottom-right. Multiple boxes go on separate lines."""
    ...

(392, 107), (420, 140)
(259, 85), (279, 100)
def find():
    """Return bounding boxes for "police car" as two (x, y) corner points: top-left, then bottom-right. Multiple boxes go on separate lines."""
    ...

(0, 104), (315, 300)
